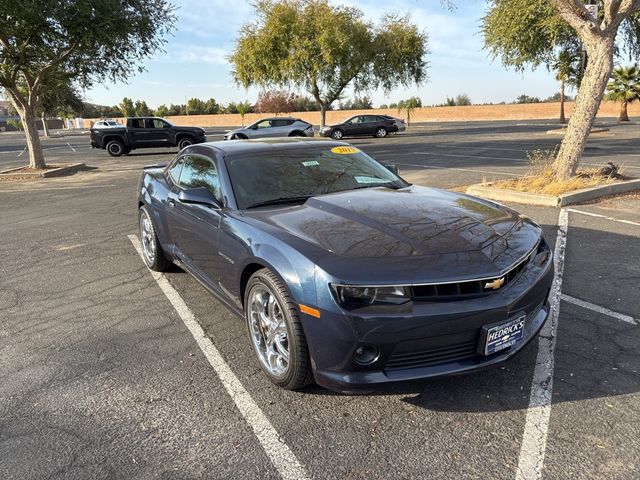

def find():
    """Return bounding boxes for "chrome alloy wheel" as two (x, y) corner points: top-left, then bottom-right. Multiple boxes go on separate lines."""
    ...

(248, 286), (290, 377)
(139, 210), (156, 265)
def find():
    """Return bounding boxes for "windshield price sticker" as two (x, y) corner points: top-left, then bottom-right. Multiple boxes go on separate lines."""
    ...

(331, 146), (360, 155)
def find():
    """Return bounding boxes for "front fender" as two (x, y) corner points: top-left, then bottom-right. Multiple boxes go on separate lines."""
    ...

(241, 242), (317, 308)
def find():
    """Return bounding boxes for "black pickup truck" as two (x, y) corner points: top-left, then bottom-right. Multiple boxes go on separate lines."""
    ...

(90, 117), (207, 157)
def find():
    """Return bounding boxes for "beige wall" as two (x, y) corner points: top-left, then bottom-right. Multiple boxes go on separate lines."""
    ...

(83, 101), (635, 129)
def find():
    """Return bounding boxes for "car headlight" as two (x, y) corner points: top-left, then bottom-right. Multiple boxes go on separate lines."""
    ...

(331, 284), (411, 308)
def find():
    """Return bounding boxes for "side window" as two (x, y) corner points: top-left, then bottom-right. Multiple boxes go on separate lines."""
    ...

(271, 119), (289, 127)
(168, 157), (184, 184)
(178, 155), (222, 203)
(256, 120), (271, 129)
(286, 119), (296, 126)
(364, 115), (379, 123)
(149, 118), (169, 129)
(131, 118), (145, 129)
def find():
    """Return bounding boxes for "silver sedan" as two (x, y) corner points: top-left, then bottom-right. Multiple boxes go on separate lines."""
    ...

(224, 117), (314, 140)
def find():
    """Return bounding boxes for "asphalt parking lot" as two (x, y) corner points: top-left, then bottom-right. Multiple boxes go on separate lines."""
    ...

(1, 121), (638, 479)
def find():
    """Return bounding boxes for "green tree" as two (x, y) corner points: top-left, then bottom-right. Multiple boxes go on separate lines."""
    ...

(39, 74), (84, 136)
(294, 95), (320, 111)
(0, 0), (175, 169)
(204, 98), (220, 114)
(236, 101), (252, 126)
(119, 97), (135, 118)
(516, 94), (541, 104)
(134, 100), (151, 116)
(550, 48), (579, 123)
(340, 96), (373, 110)
(397, 96), (422, 125)
(229, 0), (428, 126)
(482, 0), (640, 180)
(167, 103), (183, 116)
(6, 118), (23, 131)
(186, 97), (207, 115)
(605, 65), (640, 122)
(454, 94), (471, 106)
(155, 104), (170, 117)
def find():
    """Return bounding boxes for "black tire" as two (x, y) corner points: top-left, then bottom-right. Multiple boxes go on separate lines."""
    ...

(330, 129), (344, 140)
(288, 130), (305, 137)
(138, 205), (170, 272)
(244, 269), (313, 390)
(374, 127), (388, 138)
(177, 137), (194, 150)
(106, 140), (125, 157)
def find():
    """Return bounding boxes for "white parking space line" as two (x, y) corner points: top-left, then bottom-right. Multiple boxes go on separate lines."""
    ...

(560, 294), (638, 326)
(128, 235), (310, 480)
(66, 142), (77, 152)
(516, 208), (568, 480)
(396, 162), (524, 177)
(412, 151), (528, 163)
(566, 208), (640, 227)
(17, 146), (26, 157)
(0, 184), (117, 193)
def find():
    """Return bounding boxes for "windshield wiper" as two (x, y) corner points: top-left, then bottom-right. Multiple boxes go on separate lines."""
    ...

(350, 182), (402, 190)
(245, 196), (312, 209)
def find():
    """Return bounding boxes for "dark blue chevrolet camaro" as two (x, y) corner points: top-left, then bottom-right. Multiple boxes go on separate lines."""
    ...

(137, 138), (553, 393)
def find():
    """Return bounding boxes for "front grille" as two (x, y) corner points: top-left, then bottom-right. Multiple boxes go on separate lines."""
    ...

(411, 246), (538, 301)
(385, 340), (477, 371)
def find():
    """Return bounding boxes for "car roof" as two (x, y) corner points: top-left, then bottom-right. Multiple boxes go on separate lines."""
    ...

(254, 117), (300, 122)
(195, 138), (352, 156)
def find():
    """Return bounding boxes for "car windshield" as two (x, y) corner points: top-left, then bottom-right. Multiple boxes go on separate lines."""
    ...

(225, 146), (409, 209)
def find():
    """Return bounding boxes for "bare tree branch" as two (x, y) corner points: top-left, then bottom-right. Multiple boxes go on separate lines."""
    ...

(550, 0), (601, 39)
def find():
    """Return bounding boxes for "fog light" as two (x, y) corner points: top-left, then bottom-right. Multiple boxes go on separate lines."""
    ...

(353, 345), (380, 365)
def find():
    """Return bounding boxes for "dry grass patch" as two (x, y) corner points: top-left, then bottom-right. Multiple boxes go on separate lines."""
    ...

(486, 149), (631, 196)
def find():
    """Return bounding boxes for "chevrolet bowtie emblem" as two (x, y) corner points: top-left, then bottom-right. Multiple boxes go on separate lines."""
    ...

(484, 277), (505, 290)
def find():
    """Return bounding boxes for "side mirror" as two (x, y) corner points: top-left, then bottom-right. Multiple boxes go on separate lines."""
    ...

(178, 187), (221, 209)
(250, 125), (258, 130)
(384, 164), (399, 175)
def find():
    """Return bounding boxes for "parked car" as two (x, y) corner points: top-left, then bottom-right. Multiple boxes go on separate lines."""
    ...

(137, 138), (553, 393)
(381, 115), (406, 132)
(93, 119), (121, 128)
(319, 114), (404, 140)
(224, 117), (314, 140)
(91, 117), (207, 157)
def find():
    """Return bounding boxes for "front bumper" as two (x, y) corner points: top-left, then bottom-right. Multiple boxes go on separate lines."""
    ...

(303, 247), (554, 393)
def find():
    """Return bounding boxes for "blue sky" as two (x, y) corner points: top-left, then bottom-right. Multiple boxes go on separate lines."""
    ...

(85, 0), (564, 108)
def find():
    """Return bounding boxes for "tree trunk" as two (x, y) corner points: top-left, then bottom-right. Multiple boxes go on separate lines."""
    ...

(319, 103), (327, 128)
(41, 113), (51, 138)
(21, 106), (47, 169)
(559, 79), (566, 124)
(552, 37), (614, 180)
(619, 101), (629, 122)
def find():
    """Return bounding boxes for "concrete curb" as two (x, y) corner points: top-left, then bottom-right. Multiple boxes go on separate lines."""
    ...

(466, 178), (640, 207)
(0, 163), (86, 178)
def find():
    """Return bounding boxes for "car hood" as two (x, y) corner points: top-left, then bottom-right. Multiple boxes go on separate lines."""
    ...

(174, 126), (206, 134)
(225, 127), (246, 136)
(240, 186), (542, 282)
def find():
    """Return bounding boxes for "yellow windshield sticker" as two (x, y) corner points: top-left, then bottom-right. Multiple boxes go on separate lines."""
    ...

(331, 146), (360, 155)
